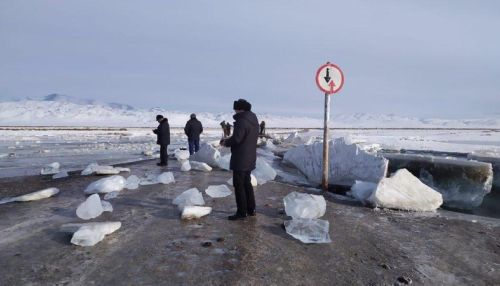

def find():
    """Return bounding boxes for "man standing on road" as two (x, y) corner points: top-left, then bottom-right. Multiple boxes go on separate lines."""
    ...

(184, 113), (203, 155)
(220, 99), (259, 220)
(153, 114), (170, 166)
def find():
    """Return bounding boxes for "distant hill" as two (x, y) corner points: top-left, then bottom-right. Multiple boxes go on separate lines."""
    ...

(0, 94), (499, 128)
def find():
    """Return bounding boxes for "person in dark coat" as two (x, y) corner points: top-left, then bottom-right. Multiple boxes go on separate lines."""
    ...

(225, 122), (232, 136)
(152, 114), (170, 166)
(220, 120), (227, 137)
(259, 121), (266, 135)
(184, 113), (203, 155)
(220, 99), (259, 220)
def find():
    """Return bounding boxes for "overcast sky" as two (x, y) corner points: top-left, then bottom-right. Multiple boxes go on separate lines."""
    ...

(1, 0), (499, 118)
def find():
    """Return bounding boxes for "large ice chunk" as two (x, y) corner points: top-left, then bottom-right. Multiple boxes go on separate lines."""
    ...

(76, 194), (104, 220)
(468, 151), (500, 188)
(284, 218), (331, 244)
(190, 143), (221, 167)
(283, 192), (326, 219)
(190, 161), (212, 172)
(157, 172), (175, 184)
(227, 174), (258, 187)
(125, 175), (140, 190)
(383, 153), (492, 210)
(172, 188), (205, 210)
(0, 187), (60, 204)
(283, 132), (314, 146)
(84, 175), (126, 194)
(252, 158), (277, 185)
(205, 185), (232, 198)
(60, 221), (121, 247)
(351, 169), (443, 211)
(283, 138), (388, 186)
(41, 162), (60, 175)
(181, 206), (212, 219)
(174, 149), (190, 161)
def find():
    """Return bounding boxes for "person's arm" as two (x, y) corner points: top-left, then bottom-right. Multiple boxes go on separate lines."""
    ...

(184, 123), (189, 136)
(223, 121), (245, 147)
(153, 129), (158, 134)
(200, 122), (203, 134)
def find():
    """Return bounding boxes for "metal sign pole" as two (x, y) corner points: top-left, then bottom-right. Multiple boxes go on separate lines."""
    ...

(322, 93), (330, 192)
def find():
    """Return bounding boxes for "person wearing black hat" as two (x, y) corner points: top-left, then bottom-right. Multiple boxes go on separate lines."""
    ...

(152, 114), (170, 166)
(220, 99), (259, 220)
(184, 113), (203, 155)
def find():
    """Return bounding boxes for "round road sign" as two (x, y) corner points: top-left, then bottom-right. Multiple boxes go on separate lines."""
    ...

(315, 62), (344, 94)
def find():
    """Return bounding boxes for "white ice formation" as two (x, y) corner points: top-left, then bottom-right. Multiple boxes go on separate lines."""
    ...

(190, 143), (221, 167)
(217, 154), (231, 171)
(284, 218), (331, 244)
(181, 206), (212, 219)
(76, 194), (104, 220)
(190, 161), (212, 172)
(180, 160), (191, 172)
(101, 200), (113, 212)
(125, 175), (140, 190)
(41, 162), (60, 175)
(0, 187), (60, 204)
(350, 169), (443, 211)
(283, 137), (388, 186)
(174, 149), (190, 161)
(205, 185), (232, 198)
(157, 172), (175, 184)
(84, 175), (126, 194)
(252, 158), (277, 185)
(172, 188), (205, 211)
(283, 191), (326, 219)
(60, 221), (121, 247)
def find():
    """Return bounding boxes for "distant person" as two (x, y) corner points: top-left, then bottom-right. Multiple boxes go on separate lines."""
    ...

(220, 120), (227, 137)
(220, 99), (259, 220)
(184, 113), (203, 155)
(152, 114), (170, 166)
(225, 122), (232, 136)
(259, 121), (266, 136)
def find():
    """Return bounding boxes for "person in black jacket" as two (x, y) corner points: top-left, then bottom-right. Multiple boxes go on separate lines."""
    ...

(184, 113), (203, 155)
(259, 121), (266, 136)
(152, 114), (170, 166)
(220, 99), (259, 220)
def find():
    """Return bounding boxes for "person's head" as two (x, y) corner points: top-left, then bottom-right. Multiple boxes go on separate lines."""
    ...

(190, 113), (196, 119)
(233, 99), (251, 113)
(156, 114), (163, 122)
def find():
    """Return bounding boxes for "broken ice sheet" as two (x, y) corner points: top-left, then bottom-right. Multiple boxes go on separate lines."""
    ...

(205, 185), (232, 198)
(283, 191), (326, 219)
(284, 218), (331, 244)
(252, 158), (277, 185)
(76, 194), (103, 220)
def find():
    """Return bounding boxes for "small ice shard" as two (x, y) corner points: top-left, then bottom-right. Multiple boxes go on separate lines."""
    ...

(181, 206), (212, 219)
(41, 162), (60, 175)
(81, 163), (99, 175)
(101, 200), (113, 212)
(190, 143), (221, 167)
(252, 158), (277, 185)
(366, 169), (443, 211)
(284, 218), (331, 244)
(157, 172), (175, 184)
(190, 161), (212, 172)
(180, 160), (191, 172)
(103, 191), (119, 200)
(0, 187), (60, 204)
(94, 165), (120, 175)
(52, 171), (69, 179)
(174, 149), (190, 161)
(143, 150), (154, 156)
(205, 185), (232, 198)
(217, 154), (231, 171)
(0, 153), (9, 158)
(125, 175), (140, 190)
(283, 138), (388, 186)
(172, 188), (205, 210)
(139, 174), (159, 185)
(114, 167), (130, 173)
(227, 174), (258, 187)
(84, 175), (126, 194)
(283, 192), (326, 219)
(60, 221), (121, 247)
(76, 194), (104, 220)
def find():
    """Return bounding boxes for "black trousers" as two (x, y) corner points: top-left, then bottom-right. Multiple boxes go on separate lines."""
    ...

(232, 170), (256, 215)
(160, 145), (168, 164)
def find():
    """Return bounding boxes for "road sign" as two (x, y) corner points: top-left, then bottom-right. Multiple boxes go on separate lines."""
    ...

(315, 62), (344, 95)
(315, 62), (344, 192)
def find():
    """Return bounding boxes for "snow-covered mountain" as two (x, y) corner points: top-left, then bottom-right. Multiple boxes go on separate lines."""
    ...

(0, 94), (499, 128)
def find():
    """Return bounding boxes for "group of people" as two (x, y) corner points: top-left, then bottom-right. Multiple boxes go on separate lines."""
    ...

(152, 99), (259, 221)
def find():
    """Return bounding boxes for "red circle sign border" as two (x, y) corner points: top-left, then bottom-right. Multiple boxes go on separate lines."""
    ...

(315, 62), (344, 95)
